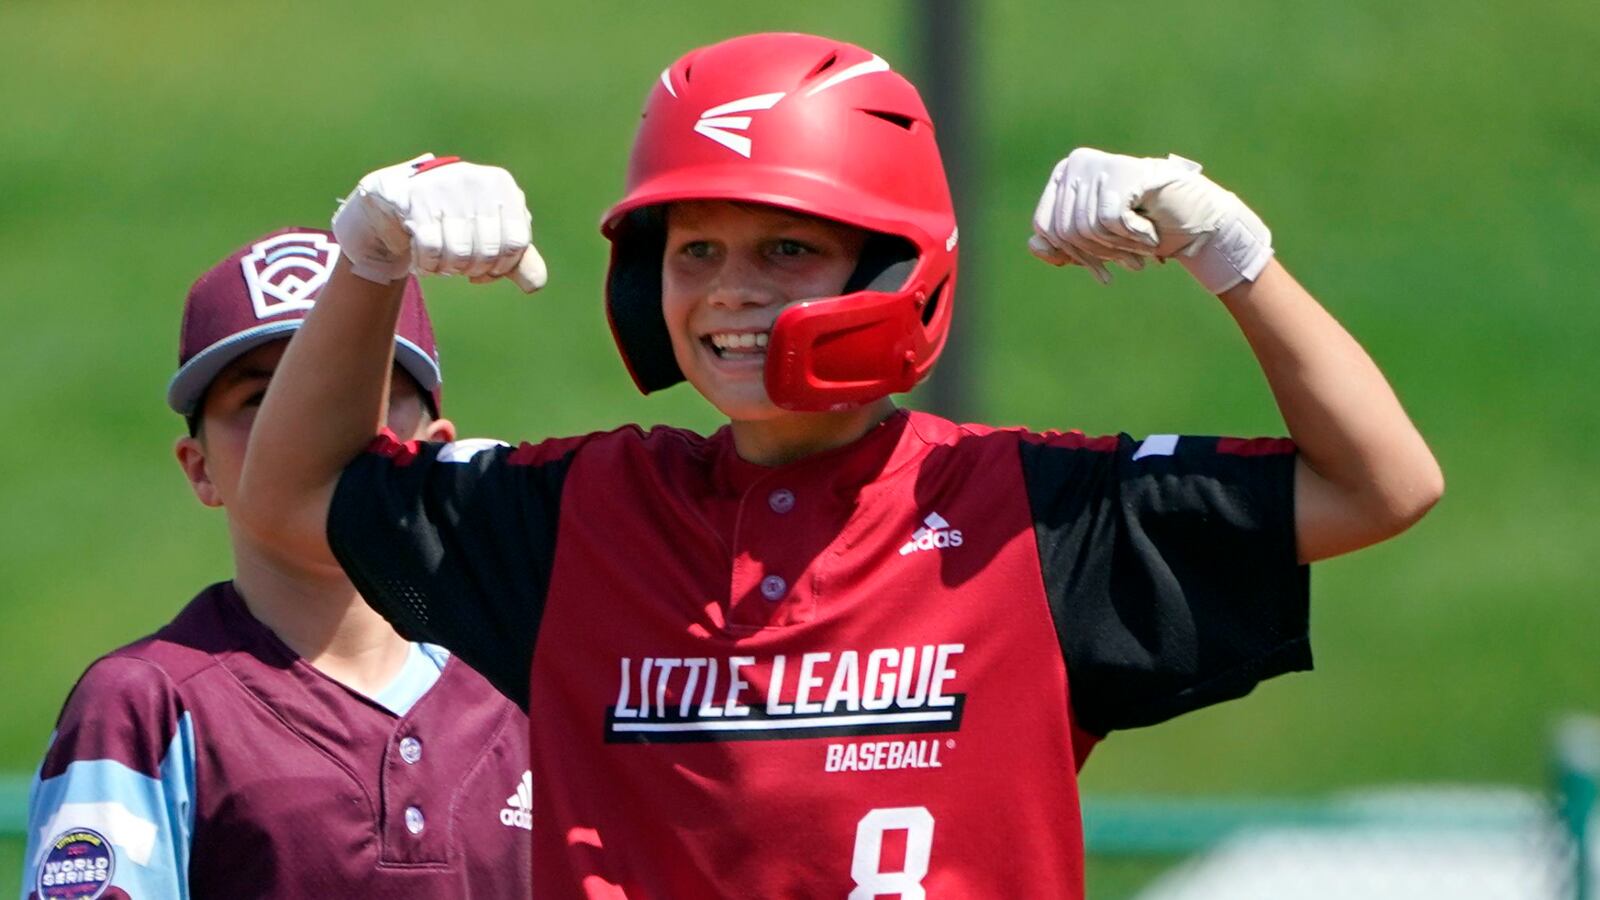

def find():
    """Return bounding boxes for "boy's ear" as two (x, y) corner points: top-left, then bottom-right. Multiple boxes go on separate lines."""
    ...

(174, 435), (223, 508)
(423, 417), (458, 444)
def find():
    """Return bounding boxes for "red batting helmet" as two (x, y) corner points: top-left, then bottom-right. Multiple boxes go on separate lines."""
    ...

(601, 32), (958, 411)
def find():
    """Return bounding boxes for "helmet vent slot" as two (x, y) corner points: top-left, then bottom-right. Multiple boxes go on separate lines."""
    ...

(861, 109), (916, 132)
(921, 280), (948, 326)
(806, 52), (840, 79)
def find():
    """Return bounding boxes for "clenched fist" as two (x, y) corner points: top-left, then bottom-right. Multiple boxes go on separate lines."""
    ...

(1030, 147), (1272, 294)
(332, 154), (548, 292)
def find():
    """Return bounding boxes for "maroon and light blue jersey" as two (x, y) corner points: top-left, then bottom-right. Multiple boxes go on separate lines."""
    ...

(329, 409), (1310, 897)
(21, 583), (530, 899)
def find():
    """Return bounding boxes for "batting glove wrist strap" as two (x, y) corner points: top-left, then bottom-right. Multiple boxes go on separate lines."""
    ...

(333, 155), (432, 285)
(1145, 156), (1274, 294)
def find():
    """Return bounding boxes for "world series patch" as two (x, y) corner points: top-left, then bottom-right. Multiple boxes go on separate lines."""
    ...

(36, 828), (115, 899)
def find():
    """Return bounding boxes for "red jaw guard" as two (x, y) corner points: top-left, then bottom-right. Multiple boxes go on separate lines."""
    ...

(765, 268), (953, 412)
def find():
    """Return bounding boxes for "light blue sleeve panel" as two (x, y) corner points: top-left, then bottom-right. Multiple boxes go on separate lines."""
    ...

(20, 712), (197, 899)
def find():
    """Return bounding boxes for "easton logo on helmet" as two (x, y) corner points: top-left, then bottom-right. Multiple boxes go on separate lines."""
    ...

(693, 92), (786, 158)
(239, 232), (340, 319)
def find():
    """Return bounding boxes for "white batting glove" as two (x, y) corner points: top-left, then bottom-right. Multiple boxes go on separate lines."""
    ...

(1029, 148), (1273, 293)
(332, 154), (548, 292)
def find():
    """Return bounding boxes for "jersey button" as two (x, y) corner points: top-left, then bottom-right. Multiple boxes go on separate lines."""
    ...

(399, 736), (422, 765)
(767, 488), (796, 514)
(759, 574), (787, 601)
(405, 806), (425, 835)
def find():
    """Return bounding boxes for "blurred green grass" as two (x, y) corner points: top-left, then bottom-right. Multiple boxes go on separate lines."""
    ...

(2, 0), (1596, 893)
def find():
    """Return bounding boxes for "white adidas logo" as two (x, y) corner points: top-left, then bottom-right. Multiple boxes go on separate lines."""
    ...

(899, 512), (964, 556)
(499, 771), (532, 831)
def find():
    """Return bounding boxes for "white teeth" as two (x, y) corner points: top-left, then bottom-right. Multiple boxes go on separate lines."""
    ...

(709, 332), (770, 351)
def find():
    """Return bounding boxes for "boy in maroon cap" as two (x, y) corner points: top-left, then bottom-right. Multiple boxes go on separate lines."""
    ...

(21, 228), (530, 899)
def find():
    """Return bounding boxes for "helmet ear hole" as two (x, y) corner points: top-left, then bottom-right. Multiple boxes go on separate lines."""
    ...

(606, 209), (683, 393)
(845, 235), (918, 294)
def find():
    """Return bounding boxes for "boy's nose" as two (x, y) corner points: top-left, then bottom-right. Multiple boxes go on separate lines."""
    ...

(706, 259), (777, 310)
(706, 284), (775, 310)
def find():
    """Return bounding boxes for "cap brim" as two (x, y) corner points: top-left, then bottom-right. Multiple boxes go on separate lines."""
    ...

(166, 320), (441, 416)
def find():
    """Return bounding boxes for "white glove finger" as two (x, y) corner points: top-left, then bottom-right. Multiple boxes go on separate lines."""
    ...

(1027, 232), (1071, 266)
(1119, 208), (1161, 248)
(1091, 173), (1161, 249)
(1069, 177), (1148, 266)
(438, 215), (476, 275)
(490, 204), (533, 277)
(410, 210), (445, 274)
(1051, 176), (1081, 245)
(509, 244), (548, 293)
(1075, 250), (1113, 285)
(1032, 220), (1083, 267)
(1056, 237), (1114, 285)
(1084, 173), (1156, 254)
(463, 212), (502, 279)
(1034, 205), (1124, 275)
(1030, 160), (1068, 238)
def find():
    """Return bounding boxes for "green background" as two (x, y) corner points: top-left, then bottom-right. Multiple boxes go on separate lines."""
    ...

(2, 1), (1595, 895)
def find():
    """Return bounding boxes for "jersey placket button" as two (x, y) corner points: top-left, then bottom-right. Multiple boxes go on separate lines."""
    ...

(404, 806), (425, 835)
(759, 574), (787, 602)
(767, 488), (795, 514)
(399, 736), (422, 765)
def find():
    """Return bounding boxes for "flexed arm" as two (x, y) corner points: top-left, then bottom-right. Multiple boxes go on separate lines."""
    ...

(235, 155), (546, 562)
(1031, 148), (1443, 562)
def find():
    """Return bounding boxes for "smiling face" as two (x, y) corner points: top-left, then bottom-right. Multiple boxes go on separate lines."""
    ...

(661, 201), (868, 422)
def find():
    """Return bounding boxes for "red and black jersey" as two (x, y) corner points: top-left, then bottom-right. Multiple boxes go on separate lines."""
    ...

(329, 409), (1308, 898)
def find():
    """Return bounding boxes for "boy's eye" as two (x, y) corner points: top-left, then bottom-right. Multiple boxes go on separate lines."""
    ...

(770, 239), (814, 258)
(680, 241), (716, 259)
(242, 389), (267, 408)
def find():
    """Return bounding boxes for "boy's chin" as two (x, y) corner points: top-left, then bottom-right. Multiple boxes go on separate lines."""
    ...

(708, 393), (786, 423)
(692, 381), (787, 423)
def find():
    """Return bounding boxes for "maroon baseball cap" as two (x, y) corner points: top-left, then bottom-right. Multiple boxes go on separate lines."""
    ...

(166, 227), (442, 416)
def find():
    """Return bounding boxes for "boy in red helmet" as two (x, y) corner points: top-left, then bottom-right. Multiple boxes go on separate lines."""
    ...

(237, 32), (1441, 898)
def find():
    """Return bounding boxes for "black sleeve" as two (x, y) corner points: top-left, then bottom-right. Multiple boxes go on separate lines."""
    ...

(328, 434), (576, 709)
(1019, 432), (1310, 736)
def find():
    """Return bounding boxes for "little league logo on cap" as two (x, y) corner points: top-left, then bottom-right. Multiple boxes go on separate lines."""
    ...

(166, 226), (443, 416)
(240, 232), (340, 319)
